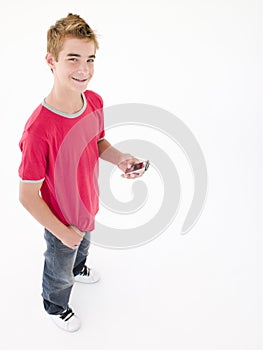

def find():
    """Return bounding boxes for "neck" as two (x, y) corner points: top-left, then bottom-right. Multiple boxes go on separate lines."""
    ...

(45, 87), (84, 114)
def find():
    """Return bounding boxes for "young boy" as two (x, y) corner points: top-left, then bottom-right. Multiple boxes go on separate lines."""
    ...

(18, 13), (144, 332)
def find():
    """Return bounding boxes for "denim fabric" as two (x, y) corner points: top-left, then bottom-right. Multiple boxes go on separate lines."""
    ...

(42, 228), (90, 315)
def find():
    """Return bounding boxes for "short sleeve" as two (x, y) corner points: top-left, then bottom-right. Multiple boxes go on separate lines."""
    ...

(18, 131), (48, 182)
(96, 94), (105, 141)
(98, 108), (105, 141)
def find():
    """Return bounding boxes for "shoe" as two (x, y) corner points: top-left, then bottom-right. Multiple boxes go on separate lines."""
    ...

(50, 306), (81, 332)
(75, 265), (100, 284)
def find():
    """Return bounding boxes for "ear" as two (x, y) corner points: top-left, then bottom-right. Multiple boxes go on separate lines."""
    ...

(45, 53), (56, 71)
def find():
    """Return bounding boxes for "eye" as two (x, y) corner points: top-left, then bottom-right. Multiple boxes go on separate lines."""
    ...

(69, 58), (78, 62)
(87, 58), (95, 63)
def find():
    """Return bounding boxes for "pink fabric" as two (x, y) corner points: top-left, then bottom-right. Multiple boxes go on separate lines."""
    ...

(19, 90), (105, 231)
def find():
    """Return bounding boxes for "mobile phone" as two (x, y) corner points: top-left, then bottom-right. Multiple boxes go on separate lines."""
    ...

(125, 160), (150, 174)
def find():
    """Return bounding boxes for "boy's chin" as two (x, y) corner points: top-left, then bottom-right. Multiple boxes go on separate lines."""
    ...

(71, 80), (90, 93)
(72, 85), (88, 93)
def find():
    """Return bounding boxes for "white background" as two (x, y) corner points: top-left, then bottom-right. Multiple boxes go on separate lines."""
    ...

(0, 0), (261, 349)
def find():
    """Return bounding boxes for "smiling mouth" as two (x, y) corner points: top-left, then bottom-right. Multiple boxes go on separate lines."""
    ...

(72, 77), (88, 82)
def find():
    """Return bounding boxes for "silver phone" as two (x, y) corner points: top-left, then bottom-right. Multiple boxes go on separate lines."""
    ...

(125, 160), (150, 174)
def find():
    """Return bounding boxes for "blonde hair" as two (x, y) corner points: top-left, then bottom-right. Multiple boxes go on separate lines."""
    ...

(47, 13), (99, 59)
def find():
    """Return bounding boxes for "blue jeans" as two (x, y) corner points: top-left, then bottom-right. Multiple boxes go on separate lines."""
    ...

(42, 228), (90, 315)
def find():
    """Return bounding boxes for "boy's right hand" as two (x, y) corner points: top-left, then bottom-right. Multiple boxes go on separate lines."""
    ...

(61, 225), (85, 250)
(19, 181), (85, 250)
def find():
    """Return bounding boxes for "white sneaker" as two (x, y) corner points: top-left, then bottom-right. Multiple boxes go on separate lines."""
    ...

(50, 306), (81, 332)
(75, 266), (100, 284)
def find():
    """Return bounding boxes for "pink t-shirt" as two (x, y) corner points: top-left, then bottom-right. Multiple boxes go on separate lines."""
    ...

(19, 90), (105, 232)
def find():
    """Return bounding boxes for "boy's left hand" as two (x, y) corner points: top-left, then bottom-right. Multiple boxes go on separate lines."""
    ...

(117, 158), (145, 179)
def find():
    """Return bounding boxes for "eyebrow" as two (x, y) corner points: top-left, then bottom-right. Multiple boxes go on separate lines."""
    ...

(66, 53), (96, 59)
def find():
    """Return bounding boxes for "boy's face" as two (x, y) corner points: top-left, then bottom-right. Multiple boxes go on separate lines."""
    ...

(46, 37), (96, 93)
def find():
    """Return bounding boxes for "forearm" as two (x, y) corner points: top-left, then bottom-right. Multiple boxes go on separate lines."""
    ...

(98, 139), (132, 165)
(19, 186), (69, 241)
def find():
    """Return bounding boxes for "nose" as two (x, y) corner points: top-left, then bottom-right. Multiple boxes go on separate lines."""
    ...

(77, 61), (92, 76)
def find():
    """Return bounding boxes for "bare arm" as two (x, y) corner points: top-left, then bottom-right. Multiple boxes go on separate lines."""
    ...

(19, 181), (84, 249)
(98, 139), (143, 178)
(98, 139), (131, 165)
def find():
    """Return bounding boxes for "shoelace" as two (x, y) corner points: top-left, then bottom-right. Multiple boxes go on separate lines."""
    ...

(60, 307), (74, 322)
(79, 265), (91, 277)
